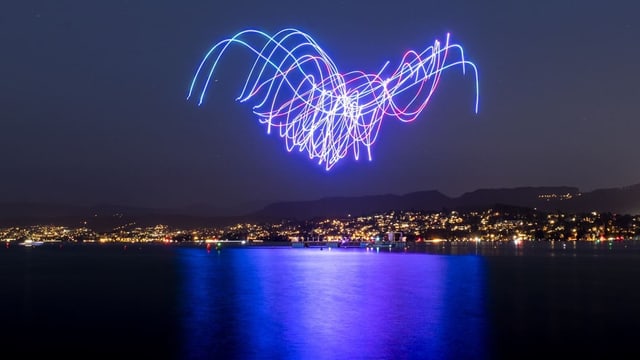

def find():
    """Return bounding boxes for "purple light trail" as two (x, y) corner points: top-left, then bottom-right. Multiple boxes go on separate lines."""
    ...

(188, 28), (479, 170)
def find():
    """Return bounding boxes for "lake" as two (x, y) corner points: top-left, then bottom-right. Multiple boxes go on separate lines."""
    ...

(2, 241), (640, 359)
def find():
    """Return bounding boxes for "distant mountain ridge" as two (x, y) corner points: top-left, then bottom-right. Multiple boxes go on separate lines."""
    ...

(251, 190), (453, 221)
(249, 186), (581, 220)
(249, 184), (640, 220)
(0, 183), (639, 230)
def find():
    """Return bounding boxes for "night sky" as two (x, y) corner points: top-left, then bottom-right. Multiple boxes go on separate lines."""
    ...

(1, 1), (639, 215)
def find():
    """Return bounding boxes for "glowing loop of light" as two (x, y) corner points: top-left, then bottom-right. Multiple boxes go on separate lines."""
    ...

(188, 28), (479, 170)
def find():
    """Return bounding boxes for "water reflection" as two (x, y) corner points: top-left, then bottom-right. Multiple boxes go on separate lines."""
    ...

(179, 248), (488, 359)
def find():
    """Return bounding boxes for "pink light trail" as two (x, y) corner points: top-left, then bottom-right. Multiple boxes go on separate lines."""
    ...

(188, 28), (479, 170)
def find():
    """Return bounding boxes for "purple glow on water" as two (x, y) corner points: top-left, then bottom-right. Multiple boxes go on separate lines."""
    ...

(178, 248), (489, 359)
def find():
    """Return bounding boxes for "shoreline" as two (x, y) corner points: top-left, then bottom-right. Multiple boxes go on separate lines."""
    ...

(5, 239), (640, 257)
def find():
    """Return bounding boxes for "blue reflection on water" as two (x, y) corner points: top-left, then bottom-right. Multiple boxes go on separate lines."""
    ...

(179, 248), (488, 359)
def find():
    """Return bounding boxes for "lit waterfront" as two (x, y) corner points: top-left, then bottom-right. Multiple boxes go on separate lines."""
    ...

(2, 207), (639, 247)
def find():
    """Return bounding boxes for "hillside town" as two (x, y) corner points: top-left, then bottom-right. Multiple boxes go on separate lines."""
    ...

(2, 207), (639, 245)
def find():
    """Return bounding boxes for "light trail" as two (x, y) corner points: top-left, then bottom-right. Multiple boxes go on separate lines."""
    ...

(188, 28), (479, 170)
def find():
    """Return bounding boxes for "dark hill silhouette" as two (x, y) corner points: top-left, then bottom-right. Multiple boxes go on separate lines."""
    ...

(252, 191), (452, 221)
(454, 186), (579, 210)
(555, 183), (640, 215)
(249, 186), (583, 220)
(0, 183), (638, 230)
(0, 202), (85, 219)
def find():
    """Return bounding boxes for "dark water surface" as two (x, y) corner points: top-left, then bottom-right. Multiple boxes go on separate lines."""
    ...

(2, 241), (640, 359)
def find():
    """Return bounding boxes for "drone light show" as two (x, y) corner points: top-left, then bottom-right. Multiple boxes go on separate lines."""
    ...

(188, 28), (479, 170)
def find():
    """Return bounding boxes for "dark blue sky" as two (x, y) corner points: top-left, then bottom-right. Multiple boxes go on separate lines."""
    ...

(1, 1), (639, 214)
